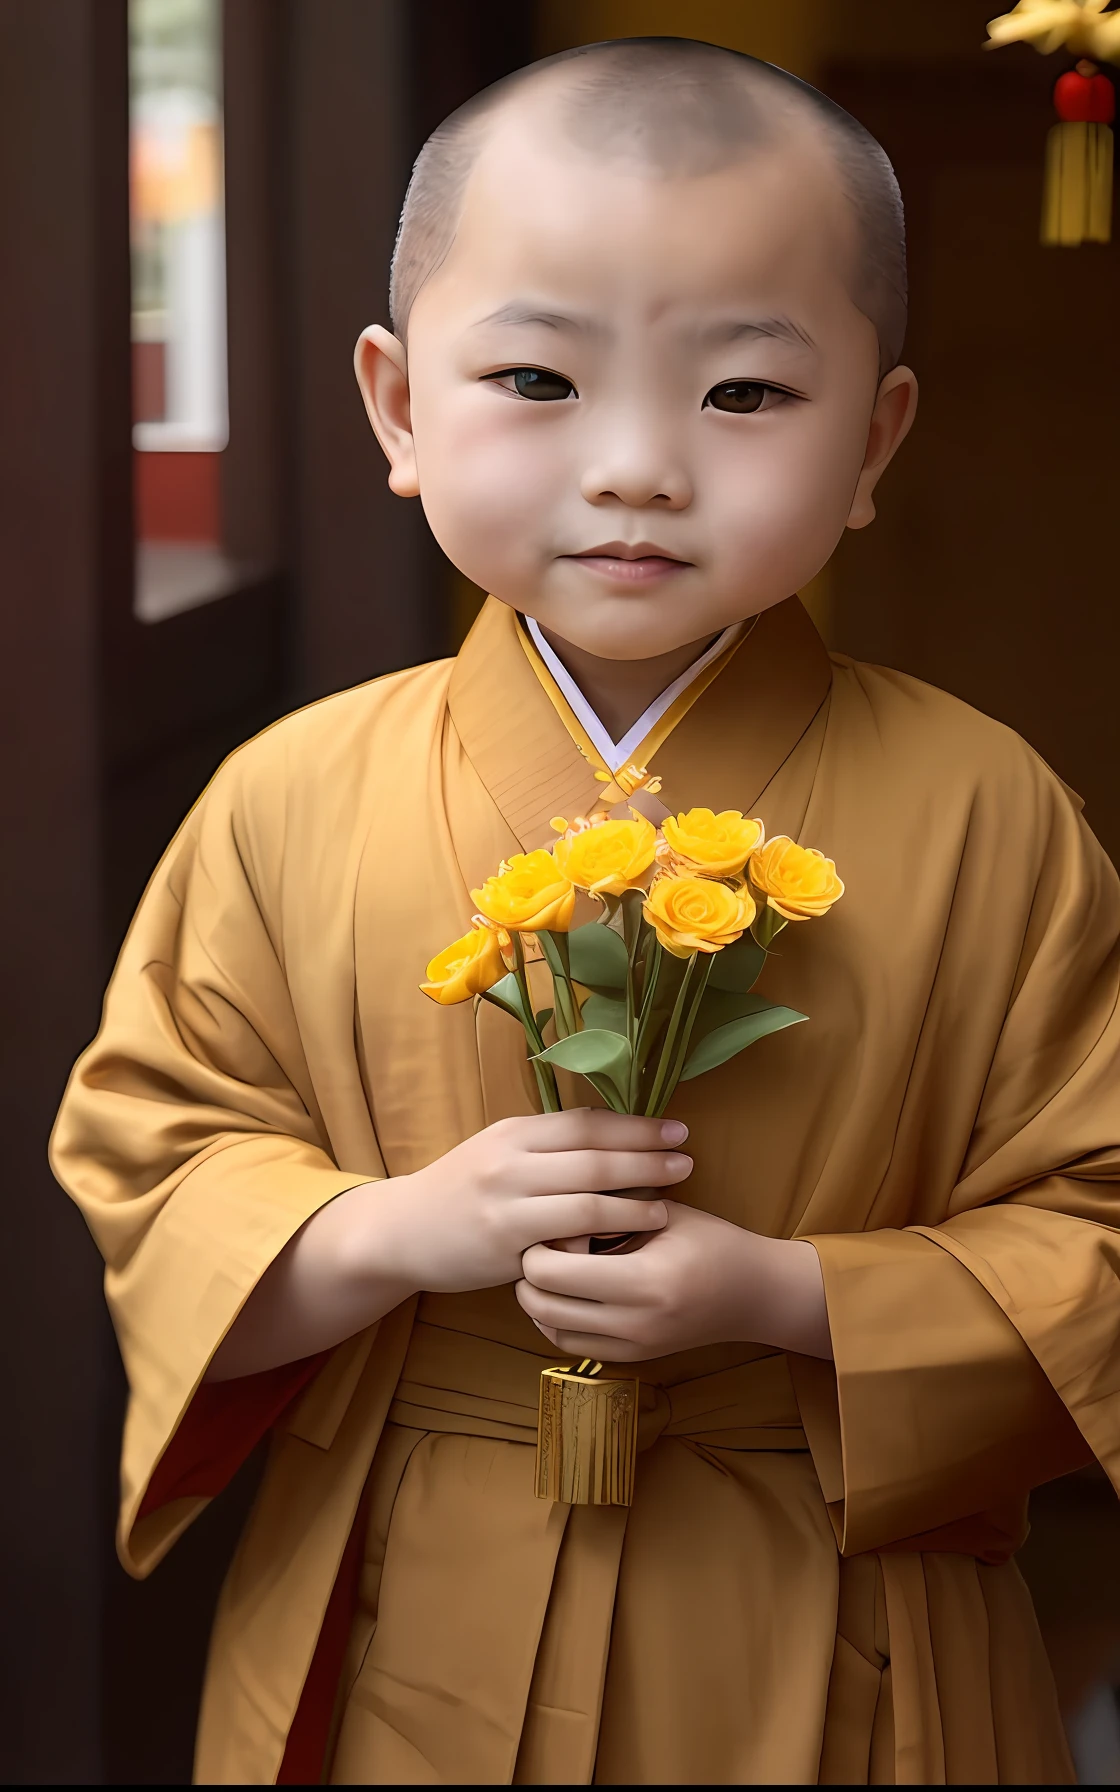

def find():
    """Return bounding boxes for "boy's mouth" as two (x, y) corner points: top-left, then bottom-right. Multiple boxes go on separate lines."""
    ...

(563, 542), (692, 586)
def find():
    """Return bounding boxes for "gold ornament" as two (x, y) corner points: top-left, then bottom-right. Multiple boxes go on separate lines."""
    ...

(987, 1), (1120, 60)
(535, 1360), (639, 1506)
(987, 4), (1118, 245)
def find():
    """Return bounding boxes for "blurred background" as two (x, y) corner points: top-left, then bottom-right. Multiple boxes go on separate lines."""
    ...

(2, 0), (1118, 1781)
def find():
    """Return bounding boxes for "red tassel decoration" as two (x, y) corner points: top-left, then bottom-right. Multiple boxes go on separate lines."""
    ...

(1042, 59), (1115, 244)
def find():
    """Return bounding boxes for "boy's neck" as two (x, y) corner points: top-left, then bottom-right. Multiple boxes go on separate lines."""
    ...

(536, 624), (727, 743)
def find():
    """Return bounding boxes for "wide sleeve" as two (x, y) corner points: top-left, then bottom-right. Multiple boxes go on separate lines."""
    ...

(49, 746), (378, 1575)
(791, 755), (1120, 1555)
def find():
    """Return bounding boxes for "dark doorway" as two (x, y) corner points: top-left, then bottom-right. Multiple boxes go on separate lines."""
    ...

(1, 1), (530, 1781)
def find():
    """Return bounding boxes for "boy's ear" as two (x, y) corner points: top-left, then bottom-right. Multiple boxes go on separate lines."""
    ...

(354, 325), (420, 497)
(846, 365), (918, 531)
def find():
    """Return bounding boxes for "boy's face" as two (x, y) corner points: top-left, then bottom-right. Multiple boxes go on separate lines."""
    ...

(358, 105), (916, 662)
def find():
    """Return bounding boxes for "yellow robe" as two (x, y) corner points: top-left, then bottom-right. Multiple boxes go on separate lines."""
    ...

(51, 596), (1120, 1785)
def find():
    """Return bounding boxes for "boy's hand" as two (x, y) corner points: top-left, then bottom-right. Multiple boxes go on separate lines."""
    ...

(375, 1110), (691, 1295)
(516, 1202), (833, 1361)
(207, 1109), (689, 1382)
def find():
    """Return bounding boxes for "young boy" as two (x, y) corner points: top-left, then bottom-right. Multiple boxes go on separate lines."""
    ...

(52, 37), (1120, 1786)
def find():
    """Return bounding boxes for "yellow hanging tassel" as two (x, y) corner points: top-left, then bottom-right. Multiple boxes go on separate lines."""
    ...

(535, 1359), (639, 1506)
(1042, 60), (1115, 245)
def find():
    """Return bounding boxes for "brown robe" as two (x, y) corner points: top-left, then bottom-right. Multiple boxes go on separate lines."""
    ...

(51, 596), (1120, 1784)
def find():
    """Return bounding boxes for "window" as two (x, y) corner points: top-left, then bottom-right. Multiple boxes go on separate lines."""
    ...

(130, 0), (237, 621)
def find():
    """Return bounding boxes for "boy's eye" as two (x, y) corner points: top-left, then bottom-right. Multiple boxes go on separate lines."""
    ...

(489, 367), (577, 402)
(704, 381), (778, 414)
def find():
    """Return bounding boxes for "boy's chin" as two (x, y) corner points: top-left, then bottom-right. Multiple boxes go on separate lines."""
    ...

(518, 592), (751, 663)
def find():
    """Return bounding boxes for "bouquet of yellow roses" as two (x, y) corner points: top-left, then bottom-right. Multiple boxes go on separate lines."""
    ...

(422, 793), (843, 1502)
(422, 796), (843, 1123)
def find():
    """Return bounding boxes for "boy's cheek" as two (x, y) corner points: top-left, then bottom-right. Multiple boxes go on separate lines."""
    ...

(412, 400), (864, 601)
(706, 431), (863, 559)
(419, 459), (561, 597)
(416, 423), (574, 570)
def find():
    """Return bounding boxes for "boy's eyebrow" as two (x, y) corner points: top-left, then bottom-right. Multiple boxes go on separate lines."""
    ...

(702, 315), (816, 351)
(469, 304), (815, 351)
(471, 301), (597, 334)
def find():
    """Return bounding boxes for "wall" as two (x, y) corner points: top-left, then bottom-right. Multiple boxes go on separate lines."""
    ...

(538, 0), (1000, 70)
(539, 0), (1120, 1734)
(535, 1), (1120, 863)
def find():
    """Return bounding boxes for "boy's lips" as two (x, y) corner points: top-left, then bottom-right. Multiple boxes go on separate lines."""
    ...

(563, 542), (692, 586)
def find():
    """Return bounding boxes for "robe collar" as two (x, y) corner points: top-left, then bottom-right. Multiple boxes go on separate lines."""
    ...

(447, 595), (832, 853)
(519, 611), (749, 776)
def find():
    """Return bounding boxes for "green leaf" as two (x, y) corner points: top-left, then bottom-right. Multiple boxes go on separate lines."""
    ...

(690, 987), (774, 1044)
(580, 992), (628, 1035)
(534, 1028), (633, 1084)
(706, 935), (766, 993)
(679, 1004), (807, 1081)
(568, 920), (629, 989)
(537, 929), (567, 977)
(534, 1007), (554, 1033)
(482, 972), (531, 1026)
(752, 906), (787, 951)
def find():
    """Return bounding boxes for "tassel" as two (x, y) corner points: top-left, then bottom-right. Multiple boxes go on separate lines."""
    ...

(535, 1359), (639, 1506)
(1042, 60), (1115, 245)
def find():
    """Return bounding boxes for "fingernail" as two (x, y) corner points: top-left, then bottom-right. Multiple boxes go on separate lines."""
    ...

(664, 1153), (692, 1175)
(661, 1120), (688, 1144)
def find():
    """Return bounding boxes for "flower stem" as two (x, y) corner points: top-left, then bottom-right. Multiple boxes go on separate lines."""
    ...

(643, 952), (700, 1117)
(631, 936), (666, 1112)
(651, 953), (714, 1116)
(512, 932), (562, 1112)
(532, 1059), (563, 1113)
(621, 889), (643, 1049)
(540, 930), (579, 1039)
(642, 950), (717, 1118)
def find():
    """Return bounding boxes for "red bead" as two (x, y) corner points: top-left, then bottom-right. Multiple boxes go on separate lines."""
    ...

(1053, 69), (1116, 125)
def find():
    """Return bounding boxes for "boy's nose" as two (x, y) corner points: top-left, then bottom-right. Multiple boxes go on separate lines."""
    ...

(579, 436), (693, 511)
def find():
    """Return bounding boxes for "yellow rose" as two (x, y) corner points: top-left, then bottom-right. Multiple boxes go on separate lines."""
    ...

(553, 814), (657, 898)
(749, 836), (844, 921)
(643, 874), (756, 957)
(660, 808), (765, 878)
(421, 924), (508, 1005)
(471, 850), (576, 932)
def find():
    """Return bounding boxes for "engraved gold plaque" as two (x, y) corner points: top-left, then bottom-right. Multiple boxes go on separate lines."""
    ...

(534, 1359), (639, 1506)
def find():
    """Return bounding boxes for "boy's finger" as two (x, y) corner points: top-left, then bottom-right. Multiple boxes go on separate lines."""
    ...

(515, 1110), (688, 1152)
(515, 1290), (643, 1360)
(520, 1239), (654, 1294)
(521, 1148), (692, 1196)
(522, 1192), (668, 1240)
(516, 1281), (628, 1333)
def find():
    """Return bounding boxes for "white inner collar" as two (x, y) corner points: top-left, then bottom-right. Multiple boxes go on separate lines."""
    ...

(524, 615), (744, 773)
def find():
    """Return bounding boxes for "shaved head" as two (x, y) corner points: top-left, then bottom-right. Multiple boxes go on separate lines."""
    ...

(389, 37), (907, 373)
